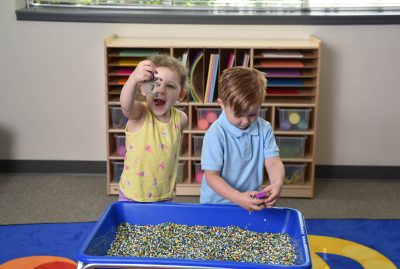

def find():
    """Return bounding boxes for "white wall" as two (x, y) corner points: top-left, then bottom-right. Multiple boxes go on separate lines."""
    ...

(1, 1), (400, 166)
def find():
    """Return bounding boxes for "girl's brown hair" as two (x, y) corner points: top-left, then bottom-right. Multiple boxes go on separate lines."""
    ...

(148, 54), (188, 90)
(218, 67), (266, 116)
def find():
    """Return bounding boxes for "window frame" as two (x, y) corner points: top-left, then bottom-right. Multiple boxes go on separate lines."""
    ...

(16, 4), (400, 25)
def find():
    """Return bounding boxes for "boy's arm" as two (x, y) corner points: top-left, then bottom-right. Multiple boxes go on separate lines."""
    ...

(120, 60), (155, 120)
(204, 170), (263, 212)
(263, 156), (285, 208)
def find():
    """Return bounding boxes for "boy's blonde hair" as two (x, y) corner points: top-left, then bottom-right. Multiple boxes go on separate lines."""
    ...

(148, 54), (188, 90)
(218, 67), (266, 116)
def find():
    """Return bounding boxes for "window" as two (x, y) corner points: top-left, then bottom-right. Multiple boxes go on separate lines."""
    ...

(17, 0), (400, 24)
(26, 0), (400, 11)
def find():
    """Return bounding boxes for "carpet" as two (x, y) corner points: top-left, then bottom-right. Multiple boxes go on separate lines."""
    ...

(0, 220), (398, 269)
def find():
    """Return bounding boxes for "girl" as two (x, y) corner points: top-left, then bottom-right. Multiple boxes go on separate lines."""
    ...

(119, 55), (188, 202)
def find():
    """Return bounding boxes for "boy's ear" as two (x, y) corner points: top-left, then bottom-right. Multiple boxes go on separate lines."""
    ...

(217, 98), (224, 109)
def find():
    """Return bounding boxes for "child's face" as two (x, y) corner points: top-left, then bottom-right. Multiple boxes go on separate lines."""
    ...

(146, 66), (184, 121)
(220, 101), (259, 130)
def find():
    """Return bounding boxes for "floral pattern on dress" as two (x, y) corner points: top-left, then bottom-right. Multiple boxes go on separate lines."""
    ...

(136, 171), (145, 177)
(160, 143), (169, 152)
(144, 145), (153, 154)
(128, 144), (134, 151)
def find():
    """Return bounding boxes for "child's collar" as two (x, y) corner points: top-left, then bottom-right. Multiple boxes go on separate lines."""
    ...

(219, 111), (259, 138)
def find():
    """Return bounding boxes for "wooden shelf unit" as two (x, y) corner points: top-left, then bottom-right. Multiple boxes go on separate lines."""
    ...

(105, 35), (321, 198)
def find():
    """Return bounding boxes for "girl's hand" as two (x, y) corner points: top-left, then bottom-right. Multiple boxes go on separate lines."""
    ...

(131, 60), (156, 82)
(235, 191), (266, 212)
(128, 60), (157, 95)
(262, 183), (283, 208)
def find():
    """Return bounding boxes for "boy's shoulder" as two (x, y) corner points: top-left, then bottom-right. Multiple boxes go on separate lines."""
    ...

(203, 119), (226, 142)
(257, 117), (272, 128)
(257, 117), (273, 133)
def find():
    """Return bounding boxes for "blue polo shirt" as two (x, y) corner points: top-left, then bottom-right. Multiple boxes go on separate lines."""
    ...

(200, 111), (279, 204)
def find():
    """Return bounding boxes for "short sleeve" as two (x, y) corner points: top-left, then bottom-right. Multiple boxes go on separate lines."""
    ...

(262, 121), (280, 159)
(201, 127), (224, 171)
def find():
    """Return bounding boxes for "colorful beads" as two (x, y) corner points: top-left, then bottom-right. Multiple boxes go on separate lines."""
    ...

(288, 112), (300, 125)
(195, 171), (204, 183)
(197, 118), (209, 130)
(297, 120), (308, 130)
(280, 120), (291, 130)
(107, 222), (296, 266)
(206, 111), (218, 124)
(117, 145), (126, 156)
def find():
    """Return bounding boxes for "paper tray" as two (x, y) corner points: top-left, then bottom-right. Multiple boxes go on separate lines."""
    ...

(78, 202), (311, 269)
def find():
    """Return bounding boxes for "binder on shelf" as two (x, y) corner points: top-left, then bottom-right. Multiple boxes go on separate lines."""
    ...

(262, 69), (302, 77)
(267, 79), (304, 86)
(181, 50), (189, 68)
(204, 53), (220, 103)
(117, 59), (141, 66)
(117, 69), (134, 75)
(267, 88), (300, 95)
(119, 49), (160, 57)
(189, 51), (204, 103)
(109, 77), (128, 85)
(259, 60), (304, 68)
(262, 51), (303, 58)
(226, 52), (235, 69)
(242, 52), (250, 67)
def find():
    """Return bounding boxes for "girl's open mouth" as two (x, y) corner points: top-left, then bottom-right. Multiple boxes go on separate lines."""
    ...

(154, 98), (166, 106)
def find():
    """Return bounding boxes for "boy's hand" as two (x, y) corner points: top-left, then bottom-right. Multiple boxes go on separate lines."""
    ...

(235, 191), (267, 212)
(262, 183), (283, 208)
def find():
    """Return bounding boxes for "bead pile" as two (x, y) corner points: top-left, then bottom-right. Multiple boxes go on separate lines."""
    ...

(107, 222), (296, 265)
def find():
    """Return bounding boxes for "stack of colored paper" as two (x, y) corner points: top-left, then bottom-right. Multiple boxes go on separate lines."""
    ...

(204, 53), (220, 103)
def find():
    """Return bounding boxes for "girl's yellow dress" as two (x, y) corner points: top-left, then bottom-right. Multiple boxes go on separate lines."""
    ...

(119, 104), (182, 201)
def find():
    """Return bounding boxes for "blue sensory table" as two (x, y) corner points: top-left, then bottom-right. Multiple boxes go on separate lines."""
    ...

(78, 202), (311, 269)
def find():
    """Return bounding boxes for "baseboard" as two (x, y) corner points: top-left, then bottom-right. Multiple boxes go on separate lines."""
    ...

(316, 165), (400, 180)
(0, 160), (106, 174)
(0, 160), (399, 179)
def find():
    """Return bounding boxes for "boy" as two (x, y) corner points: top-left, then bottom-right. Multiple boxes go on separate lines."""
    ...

(200, 67), (284, 212)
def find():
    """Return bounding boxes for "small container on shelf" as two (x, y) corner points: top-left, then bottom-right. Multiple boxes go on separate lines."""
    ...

(179, 134), (188, 157)
(284, 163), (306, 185)
(276, 136), (307, 158)
(114, 134), (126, 157)
(195, 107), (222, 130)
(112, 161), (124, 182)
(110, 107), (128, 129)
(259, 107), (268, 120)
(193, 162), (204, 184)
(176, 162), (185, 183)
(192, 135), (204, 157)
(278, 108), (312, 131)
(179, 141), (183, 157)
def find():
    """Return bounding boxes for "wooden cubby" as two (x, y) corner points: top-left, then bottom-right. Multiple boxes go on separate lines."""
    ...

(105, 35), (321, 198)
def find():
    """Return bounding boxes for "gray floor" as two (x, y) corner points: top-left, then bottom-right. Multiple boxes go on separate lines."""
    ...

(1, 174), (399, 225)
